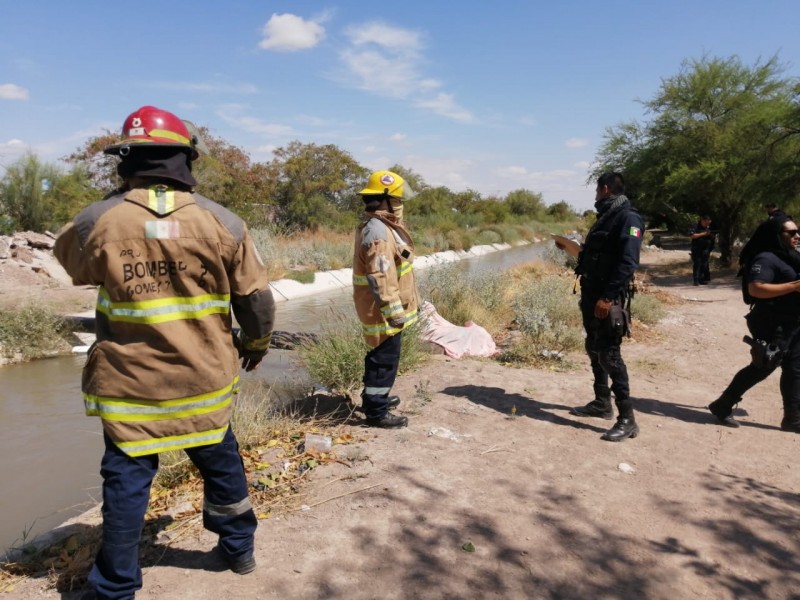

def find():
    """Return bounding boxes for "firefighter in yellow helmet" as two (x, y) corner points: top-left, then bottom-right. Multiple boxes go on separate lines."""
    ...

(352, 170), (420, 428)
(54, 106), (274, 596)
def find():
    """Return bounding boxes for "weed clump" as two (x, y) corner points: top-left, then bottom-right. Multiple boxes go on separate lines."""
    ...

(0, 303), (72, 361)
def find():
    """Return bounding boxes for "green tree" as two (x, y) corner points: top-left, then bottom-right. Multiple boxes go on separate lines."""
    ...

(0, 154), (60, 232)
(546, 200), (577, 220)
(595, 55), (800, 264)
(505, 189), (545, 218)
(270, 141), (368, 230)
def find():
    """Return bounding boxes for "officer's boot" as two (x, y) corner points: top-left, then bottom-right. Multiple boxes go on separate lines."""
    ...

(601, 414), (639, 442)
(708, 396), (740, 428)
(570, 396), (613, 420)
(780, 405), (800, 433)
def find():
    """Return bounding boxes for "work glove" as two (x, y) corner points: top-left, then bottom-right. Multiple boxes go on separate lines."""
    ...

(233, 329), (270, 372)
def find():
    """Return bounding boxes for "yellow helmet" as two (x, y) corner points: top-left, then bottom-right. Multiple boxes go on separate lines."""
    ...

(359, 170), (406, 200)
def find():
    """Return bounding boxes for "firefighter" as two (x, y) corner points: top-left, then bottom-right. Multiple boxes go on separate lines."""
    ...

(353, 170), (419, 428)
(54, 106), (275, 599)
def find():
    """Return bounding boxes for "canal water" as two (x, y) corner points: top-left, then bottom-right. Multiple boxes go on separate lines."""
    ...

(0, 241), (551, 552)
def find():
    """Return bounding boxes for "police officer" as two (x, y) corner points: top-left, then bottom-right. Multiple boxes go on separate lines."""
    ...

(709, 216), (800, 432)
(55, 106), (275, 599)
(689, 215), (715, 285)
(352, 171), (419, 428)
(560, 172), (644, 442)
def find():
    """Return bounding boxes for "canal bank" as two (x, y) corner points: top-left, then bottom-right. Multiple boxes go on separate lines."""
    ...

(2, 239), (552, 554)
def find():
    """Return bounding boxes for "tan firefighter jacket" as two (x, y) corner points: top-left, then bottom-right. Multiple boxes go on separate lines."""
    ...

(54, 184), (275, 457)
(353, 211), (420, 348)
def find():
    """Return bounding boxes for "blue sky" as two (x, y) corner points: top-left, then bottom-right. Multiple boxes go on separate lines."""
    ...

(1, 1), (798, 211)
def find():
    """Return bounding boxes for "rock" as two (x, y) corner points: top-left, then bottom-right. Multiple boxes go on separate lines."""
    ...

(0, 238), (9, 259)
(617, 462), (636, 474)
(17, 231), (55, 249)
(12, 246), (34, 263)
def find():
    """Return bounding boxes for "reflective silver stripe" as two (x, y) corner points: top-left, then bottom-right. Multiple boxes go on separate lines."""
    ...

(84, 378), (239, 422)
(97, 293), (230, 324)
(381, 301), (404, 317)
(353, 274), (369, 285)
(365, 386), (391, 395)
(117, 426), (228, 457)
(362, 310), (419, 335)
(398, 261), (413, 277)
(204, 496), (253, 517)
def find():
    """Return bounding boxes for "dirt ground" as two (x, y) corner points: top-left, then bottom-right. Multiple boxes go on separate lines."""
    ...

(5, 248), (800, 600)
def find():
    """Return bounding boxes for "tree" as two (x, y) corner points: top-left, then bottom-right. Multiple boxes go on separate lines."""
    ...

(270, 141), (368, 230)
(505, 189), (545, 218)
(594, 55), (800, 264)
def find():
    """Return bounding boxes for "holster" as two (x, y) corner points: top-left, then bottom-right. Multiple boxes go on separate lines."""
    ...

(608, 300), (631, 338)
(743, 335), (784, 370)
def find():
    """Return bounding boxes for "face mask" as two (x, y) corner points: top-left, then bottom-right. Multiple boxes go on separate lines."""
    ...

(389, 198), (404, 220)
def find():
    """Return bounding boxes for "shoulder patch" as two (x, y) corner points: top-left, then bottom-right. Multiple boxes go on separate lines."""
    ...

(628, 226), (642, 238)
(362, 218), (389, 246)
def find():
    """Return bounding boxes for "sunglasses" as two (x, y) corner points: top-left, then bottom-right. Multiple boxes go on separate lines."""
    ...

(782, 229), (800, 237)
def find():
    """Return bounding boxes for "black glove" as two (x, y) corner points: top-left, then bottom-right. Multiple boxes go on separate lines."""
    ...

(233, 330), (270, 372)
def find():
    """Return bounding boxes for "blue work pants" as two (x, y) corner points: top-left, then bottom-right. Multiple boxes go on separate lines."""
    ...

(88, 426), (256, 599)
(362, 332), (403, 419)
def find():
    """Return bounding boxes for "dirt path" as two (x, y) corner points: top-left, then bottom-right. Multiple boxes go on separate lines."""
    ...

(9, 250), (800, 600)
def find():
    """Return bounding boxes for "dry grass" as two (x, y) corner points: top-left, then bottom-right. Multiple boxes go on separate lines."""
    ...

(0, 379), (371, 594)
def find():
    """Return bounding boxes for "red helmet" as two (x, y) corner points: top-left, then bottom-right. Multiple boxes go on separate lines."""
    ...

(104, 105), (200, 159)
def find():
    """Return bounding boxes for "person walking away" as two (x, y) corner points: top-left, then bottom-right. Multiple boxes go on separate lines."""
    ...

(689, 215), (715, 285)
(353, 170), (419, 428)
(708, 216), (800, 432)
(54, 105), (275, 599)
(558, 172), (644, 442)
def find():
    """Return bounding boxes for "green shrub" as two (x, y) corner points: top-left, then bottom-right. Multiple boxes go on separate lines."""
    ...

(511, 275), (584, 355)
(419, 263), (509, 334)
(0, 304), (71, 361)
(299, 316), (428, 397)
(631, 293), (666, 325)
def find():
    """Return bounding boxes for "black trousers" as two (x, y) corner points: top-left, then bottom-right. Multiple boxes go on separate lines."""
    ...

(581, 297), (633, 416)
(691, 249), (711, 284)
(717, 315), (800, 413)
(362, 332), (403, 419)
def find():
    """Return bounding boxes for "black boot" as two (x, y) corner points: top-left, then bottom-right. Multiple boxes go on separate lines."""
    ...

(365, 412), (408, 429)
(780, 406), (800, 433)
(708, 397), (740, 428)
(570, 397), (613, 420)
(601, 416), (639, 442)
(357, 395), (400, 413)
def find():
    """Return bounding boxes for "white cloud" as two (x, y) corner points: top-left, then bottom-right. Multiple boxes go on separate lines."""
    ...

(0, 139), (27, 157)
(216, 107), (294, 138)
(339, 21), (473, 123)
(0, 84), (30, 100)
(573, 160), (591, 169)
(414, 93), (474, 123)
(389, 133), (407, 142)
(565, 137), (588, 148)
(259, 13), (325, 51)
(347, 23), (422, 52)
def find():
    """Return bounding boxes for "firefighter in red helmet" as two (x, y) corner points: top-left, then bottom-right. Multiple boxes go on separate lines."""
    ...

(55, 105), (274, 597)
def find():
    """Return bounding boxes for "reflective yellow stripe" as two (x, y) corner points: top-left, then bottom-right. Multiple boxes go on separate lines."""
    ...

(242, 332), (272, 351)
(362, 310), (419, 335)
(353, 274), (369, 286)
(97, 287), (230, 324)
(85, 378), (239, 422)
(118, 426), (229, 457)
(381, 301), (404, 317)
(398, 262), (413, 277)
(148, 128), (191, 145)
(148, 186), (175, 214)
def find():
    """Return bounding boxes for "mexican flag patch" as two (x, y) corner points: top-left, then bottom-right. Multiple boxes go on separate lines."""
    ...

(629, 226), (642, 237)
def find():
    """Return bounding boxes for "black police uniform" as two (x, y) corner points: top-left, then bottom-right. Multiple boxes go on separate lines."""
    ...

(689, 222), (714, 285)
(575, 195), (644, 420)
(711, 251), (800, 430)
